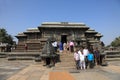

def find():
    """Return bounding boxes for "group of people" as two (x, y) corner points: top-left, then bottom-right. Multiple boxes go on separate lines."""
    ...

(74, 46), (100, 70)
(52, 40), (75, 53)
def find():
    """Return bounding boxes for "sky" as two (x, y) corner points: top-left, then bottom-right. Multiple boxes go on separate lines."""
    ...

(0, 0), (120, 45)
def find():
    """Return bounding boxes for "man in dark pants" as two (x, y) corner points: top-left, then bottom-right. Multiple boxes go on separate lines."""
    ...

(83, 47), (89, 69)
(94, 47), (100, 65)
(74, 49), (80, 70)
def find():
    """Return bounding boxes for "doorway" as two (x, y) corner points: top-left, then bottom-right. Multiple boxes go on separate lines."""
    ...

(61, 35), (67, 44)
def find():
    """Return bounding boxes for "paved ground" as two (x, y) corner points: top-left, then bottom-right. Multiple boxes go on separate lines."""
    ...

(72, 65), (120, 80)
(0, 58), (34, 80)
(0, 58), (120, 80)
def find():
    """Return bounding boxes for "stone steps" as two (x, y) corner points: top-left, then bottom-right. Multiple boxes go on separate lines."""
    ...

(106, 55), (120, 58)
(27, 43), (41, 50)
(105, 58), (120, 61)
(12, 38), (47, 52)
(13, 42), (44, 52)
(55, 53), (75, 70)
(105, 50), (120, 61)
(12, 44), (25, 52)
(0, 52), (7, 58)
(12, 50), (26, 52)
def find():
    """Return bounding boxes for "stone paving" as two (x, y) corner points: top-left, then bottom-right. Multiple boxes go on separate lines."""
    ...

(0, 58), (34, 80)
(6, 64), (49, 80)
(0, 58), (120, 80)
(71, 65), (119, 80)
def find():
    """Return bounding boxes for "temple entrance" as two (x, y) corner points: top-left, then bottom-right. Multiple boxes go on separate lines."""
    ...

(61, 35), (67, 44)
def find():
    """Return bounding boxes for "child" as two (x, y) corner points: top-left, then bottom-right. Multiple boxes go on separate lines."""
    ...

(87, 50), (94, 68)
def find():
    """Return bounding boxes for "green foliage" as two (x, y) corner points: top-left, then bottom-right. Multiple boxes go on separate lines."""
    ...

(111, 36), (120, 47)
(0, 28), (13, 45)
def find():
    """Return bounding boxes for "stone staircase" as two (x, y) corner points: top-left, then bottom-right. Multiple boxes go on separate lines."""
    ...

(105, 50), (120, 61)
(13, 43), (44, 52)
(13, 44), (25, 52)
(27, 43), (42, 52)
(54, 53), (76, 71)
(13, 38), (47, 52)
(0, 52), (7, 58)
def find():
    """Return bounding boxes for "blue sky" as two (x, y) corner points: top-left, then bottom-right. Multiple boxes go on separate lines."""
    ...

(0, 0), (120, 45)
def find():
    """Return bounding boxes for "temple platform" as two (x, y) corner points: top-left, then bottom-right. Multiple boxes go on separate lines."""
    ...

(5, 60), (120, 80)
(0, 52), (119, 80)
(105, 50), (120, 61)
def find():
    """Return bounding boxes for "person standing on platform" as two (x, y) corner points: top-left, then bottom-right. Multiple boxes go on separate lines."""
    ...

(74, 49), (80, 70)
(79, 50), (86, 70)
(69, 40), (74, 53)
(63, 42), (67, 53)
(83, 47), (89, 69)
(66, 41), (70, 53)
(59, 42), (63, 53)
(78, 47), (83, 68)
(52, 41), (58, 52)
(25, 43), (28, 52)
(87, 50), (94, 68)
(89, 45), (94, 53)
(94, 47), (100, 65)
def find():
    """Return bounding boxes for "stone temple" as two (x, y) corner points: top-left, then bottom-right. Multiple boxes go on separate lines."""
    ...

(14, 22), (103, 52)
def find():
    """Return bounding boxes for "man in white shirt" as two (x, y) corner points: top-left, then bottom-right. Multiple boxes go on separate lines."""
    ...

(79, 52), (86, 70)
(83, 47), (89, 69)
(52, 41), (58, 52)
(78, 47), (85, 69)
(83, 47), (89, 57)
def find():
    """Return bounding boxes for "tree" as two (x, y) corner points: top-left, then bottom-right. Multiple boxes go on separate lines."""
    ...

(0, 28), (13, 45)
(111, 36), (120, 47)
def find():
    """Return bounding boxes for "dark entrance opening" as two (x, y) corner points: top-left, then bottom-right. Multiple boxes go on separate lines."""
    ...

(61, 35), (67, 44)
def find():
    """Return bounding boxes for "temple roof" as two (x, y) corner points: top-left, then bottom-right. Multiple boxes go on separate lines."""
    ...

(41, 22), (86, 25)
(24, 28), (40, 33)
(88, 40), (99, 43)
(85, 29), (98, 34)
(15, 32), (27, 38)
(38, 22), (89, 29)
(95, 33), (103, 37)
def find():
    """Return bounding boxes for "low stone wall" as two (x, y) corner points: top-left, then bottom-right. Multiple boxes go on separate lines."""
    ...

(0, 52), (8, 58)
(7, 52), (41, 60)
